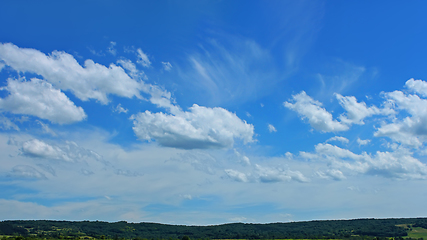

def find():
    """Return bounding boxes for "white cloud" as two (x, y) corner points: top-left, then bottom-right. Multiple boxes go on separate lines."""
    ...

(268, 124), (277, 133)
(335, 93), (392, 125)
(405, 78), (427, 96)
(0, 114), (19, 131)
(182, 38), (279, 106)
(171, 151), (218, 175)
(224, 169), (248, 182)
(374, 87), (427, 148)
(302, 143), (427, 180)
(131, 104), (254, 149)
(136, 48), (151, 68)
(225, 164), (309, 184)
(21, 139), (71, 161)
(162, 61), (172, 71)
(365, 149), (427, 179)
(255, 164), (309, 183)
(8, 165), (47, 179)
(117, 58), (147, 80)
(20, 138), (102, 163)
(317, 169), (346, 181)
(284, 91), (349, 132)
(0, 43), (145, 104)
(0, 78), (86, 124)
(357, 138), (370, 146)
(114, 104), (128, 114)
(108, 41), (117, 56)
(325, 136), (349, 144)
(234, 149), (251, 166)
(36, 120), (57, 136)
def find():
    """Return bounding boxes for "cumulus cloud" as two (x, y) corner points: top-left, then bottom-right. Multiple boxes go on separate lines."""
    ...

(357, 138), (370, 146)
(162, 62), (172, 71)
(268, 124), (277, 133)
(325, 136), (349, 144)
(0, 78), (86, 124)
(317, 169), (346, 181)
(255, 164), (309, 183)
(131, 104), (254, 149)
(224, 169), (248, 182)
(405, 78), (427, 96)
(0, 43), (144, 104)
(335, 94), (392, 125)
(375, 86), (427, 148)
(21, 139), (71, 161)
(20, 139), (102, 163)
(225, 164), (309, 183)
(302, 143), (427, 180)
(284, 91), (349, 132)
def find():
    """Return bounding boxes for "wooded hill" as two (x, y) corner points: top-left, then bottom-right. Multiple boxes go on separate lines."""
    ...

(1, 218), (427, 239)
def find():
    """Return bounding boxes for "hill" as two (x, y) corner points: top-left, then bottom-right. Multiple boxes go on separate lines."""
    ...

(1, 218), (427, 240)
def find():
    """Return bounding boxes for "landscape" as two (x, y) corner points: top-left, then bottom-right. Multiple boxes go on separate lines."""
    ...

(1, 218), (427, 240)
(1, 0), (427, 233)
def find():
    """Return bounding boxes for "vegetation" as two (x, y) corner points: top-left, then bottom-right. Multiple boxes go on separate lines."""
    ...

(0, 218), (426, 240)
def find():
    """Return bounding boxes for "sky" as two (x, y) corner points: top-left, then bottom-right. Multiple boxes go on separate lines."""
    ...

(0, 0), (427, 225)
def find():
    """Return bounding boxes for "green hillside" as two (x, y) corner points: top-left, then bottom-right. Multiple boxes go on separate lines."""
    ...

(1, 218), (426, 240)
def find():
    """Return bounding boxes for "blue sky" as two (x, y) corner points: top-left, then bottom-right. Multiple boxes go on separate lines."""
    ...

(1, 0), (427, 225)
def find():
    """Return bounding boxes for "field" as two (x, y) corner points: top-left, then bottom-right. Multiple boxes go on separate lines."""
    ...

(396, 224), (427, 239)
(406, 227), (427, 239)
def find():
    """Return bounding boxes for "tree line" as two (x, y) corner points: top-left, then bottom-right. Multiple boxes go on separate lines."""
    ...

(0, 218), (426, 239)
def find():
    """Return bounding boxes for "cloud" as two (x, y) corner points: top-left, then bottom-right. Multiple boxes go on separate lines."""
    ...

(325, 136), (349, 144)
(170, 151), (218, 175)
(268, 124), (277, 133)
(284, 91), (349, 132)
(224, 169), (248, 182)
(36, 120), (57, 136)
(255, 164), (309, 183)
(357, 138), (370, 146)
(375, 86), (427, 148)
(114, 104), (128, 114)
(117, 58), (147, 80)
(335, 94), (392, 125)
(405, 78), (427, 97)
(162, 62), (172, 71)
(131, 104), (254, 149)
(182, 37), (279, 106)
(317, 169), (346, 181)
(8, 165), (47, 179)
(0, 78), (86, 124)
(108, 41), (117, 56)
(20, 139), (102, 163)
(302, 143), (427, 180)
(0, 43), (145, 104)
(0, 114), (19, 131)
(136, 48), (151, 68)
(225, 164), (309, 184)
(234, 149), (251, 166)
(21, 139), (71, 161)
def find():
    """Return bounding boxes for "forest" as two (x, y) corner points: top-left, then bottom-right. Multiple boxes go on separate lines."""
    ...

(1, 218), (427, 240)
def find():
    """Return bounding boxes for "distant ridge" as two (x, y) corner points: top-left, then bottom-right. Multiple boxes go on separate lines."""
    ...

(1, 218), (427, 239)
